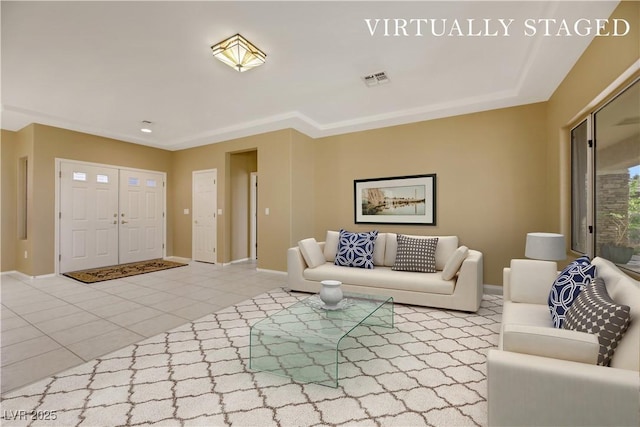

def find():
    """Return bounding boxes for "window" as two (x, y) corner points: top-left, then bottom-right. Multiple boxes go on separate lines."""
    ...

(571, 120), (589, 254)
(73, 172), (87, 181)
(572, 79), (640, 273)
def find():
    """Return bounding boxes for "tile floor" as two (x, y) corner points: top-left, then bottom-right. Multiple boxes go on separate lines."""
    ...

(0, 260), (284, 394)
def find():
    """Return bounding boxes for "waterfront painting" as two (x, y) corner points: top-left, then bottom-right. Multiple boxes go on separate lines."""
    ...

(354, 174), (436, 225)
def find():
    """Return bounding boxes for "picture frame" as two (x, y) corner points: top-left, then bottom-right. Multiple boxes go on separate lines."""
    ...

(354, 174), (436, 225)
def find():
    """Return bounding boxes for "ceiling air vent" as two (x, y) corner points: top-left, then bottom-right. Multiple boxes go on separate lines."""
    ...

(362, 71), (390, 87)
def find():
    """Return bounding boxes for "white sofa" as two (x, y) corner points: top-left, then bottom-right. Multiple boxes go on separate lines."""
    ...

(487, 257), (640, 427)
(287, 232), (484, 312)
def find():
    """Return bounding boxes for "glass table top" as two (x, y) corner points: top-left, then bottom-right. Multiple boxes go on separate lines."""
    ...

(249, 292), (394, 387)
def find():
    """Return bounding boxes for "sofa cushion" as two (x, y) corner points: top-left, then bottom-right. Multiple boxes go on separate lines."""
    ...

(372, 233), (387, 266)
(392, 235), (438, 273)
(502, 323), (599, 365)
(509, 260), (558, 305)
(298, 238), (325, 269)
(303, 263), (454, 295)
(384, 234), (458, 270)
(334, 229), (378, 269)
(324, 230), (340, 262)
(441, 246), (469, 280)
(548, 256), (596, 328)
(563, 277), (631, 366)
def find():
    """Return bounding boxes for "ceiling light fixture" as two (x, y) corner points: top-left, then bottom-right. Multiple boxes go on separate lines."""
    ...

(140, 120), (153, 133)
(211, 33), (266, 72)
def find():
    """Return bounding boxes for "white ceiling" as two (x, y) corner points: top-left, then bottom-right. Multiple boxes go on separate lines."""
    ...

(1, 1), (621, 151)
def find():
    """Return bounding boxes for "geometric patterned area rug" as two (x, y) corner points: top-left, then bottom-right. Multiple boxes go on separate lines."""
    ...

(62, 259), (187, 284)
(0, 289), (502, 426)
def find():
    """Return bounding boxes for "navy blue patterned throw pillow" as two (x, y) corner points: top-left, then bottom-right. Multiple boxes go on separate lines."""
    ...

(334, 229), (378, 269)
(548, 256), (596, 328)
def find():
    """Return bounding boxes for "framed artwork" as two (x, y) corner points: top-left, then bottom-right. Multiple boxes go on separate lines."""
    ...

(354, 174), (436, 225)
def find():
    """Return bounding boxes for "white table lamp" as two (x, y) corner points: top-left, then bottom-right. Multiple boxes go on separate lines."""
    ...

(525, 232), (566, 261)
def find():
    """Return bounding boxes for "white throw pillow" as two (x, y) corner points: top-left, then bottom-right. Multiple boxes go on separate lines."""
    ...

(373, 233), (387, 266)
(298, 238), (326, 269)
(324, 230), (339, 262)
(441, 246), (469, 280)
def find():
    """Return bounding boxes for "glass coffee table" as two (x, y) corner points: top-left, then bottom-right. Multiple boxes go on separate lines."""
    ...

(249, 292), (394, 387)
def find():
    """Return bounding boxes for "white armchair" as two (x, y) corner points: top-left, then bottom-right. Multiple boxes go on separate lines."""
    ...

(487, 257), (640, 427)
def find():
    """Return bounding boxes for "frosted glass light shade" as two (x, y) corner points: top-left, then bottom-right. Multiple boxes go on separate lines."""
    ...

(211, 34), (266, 72)
(525, 232), (566, 261)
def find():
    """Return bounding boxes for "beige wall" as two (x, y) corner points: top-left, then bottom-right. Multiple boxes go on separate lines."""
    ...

(291, 130), (316, 244)
(2, 126), (36, 274)
(547, 0), (640, 262)
(1, 124), (173, 276)
(313, 103), (549, 285)
(1, 130), (19, 272)
(171, 129), (294, 271)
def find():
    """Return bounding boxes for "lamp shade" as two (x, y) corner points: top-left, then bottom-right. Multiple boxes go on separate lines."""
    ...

(525, 232), (566, 261)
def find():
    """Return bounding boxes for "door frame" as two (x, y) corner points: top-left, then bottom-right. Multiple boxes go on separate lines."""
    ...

(250, 172), (258, 260)
(55, 158), (167, 274)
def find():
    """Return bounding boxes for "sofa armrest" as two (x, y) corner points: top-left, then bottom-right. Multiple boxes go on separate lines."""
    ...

(287, 246), (307, 289)
(503, 324), (599, 364)
(488, 349), (640, 427)
(505, 259), (558, 304)
(454, 249), (483, 311)
(287, 242), (327, 290)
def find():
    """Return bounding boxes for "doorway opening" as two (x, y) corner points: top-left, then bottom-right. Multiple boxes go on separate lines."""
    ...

(230, 150), (258, 262)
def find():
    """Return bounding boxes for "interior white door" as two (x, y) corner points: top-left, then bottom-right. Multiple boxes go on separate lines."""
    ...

(119, 169), (164, 264)
(59, 162), (119, 272)
(192, 169), (217, 263)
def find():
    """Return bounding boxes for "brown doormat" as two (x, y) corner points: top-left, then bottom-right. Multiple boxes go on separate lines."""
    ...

(63, 259), (188, 284)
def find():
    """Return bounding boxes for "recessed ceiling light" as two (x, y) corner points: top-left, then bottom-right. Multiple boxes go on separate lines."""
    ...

(140, 120), (153, 133)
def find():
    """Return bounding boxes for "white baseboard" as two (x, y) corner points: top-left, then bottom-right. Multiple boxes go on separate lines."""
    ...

(0, 270), (56, 280)
(484, 284), (503, 295)
(165, 256), (192, 264)
(256, 268), (287, 276)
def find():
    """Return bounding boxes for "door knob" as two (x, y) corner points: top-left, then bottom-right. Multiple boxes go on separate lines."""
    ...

(113, 220), (117, 224)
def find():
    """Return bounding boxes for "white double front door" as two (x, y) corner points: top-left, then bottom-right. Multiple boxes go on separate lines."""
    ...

(59, 161), (165, 273)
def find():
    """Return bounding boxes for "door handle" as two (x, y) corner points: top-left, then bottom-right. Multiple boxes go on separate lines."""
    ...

(121, 220), (128, 224)
(113, 220), (117, 224)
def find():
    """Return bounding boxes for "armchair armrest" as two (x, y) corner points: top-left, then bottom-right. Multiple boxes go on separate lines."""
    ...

(502, 324), (599, 364)
(488, 349), (640, 426)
